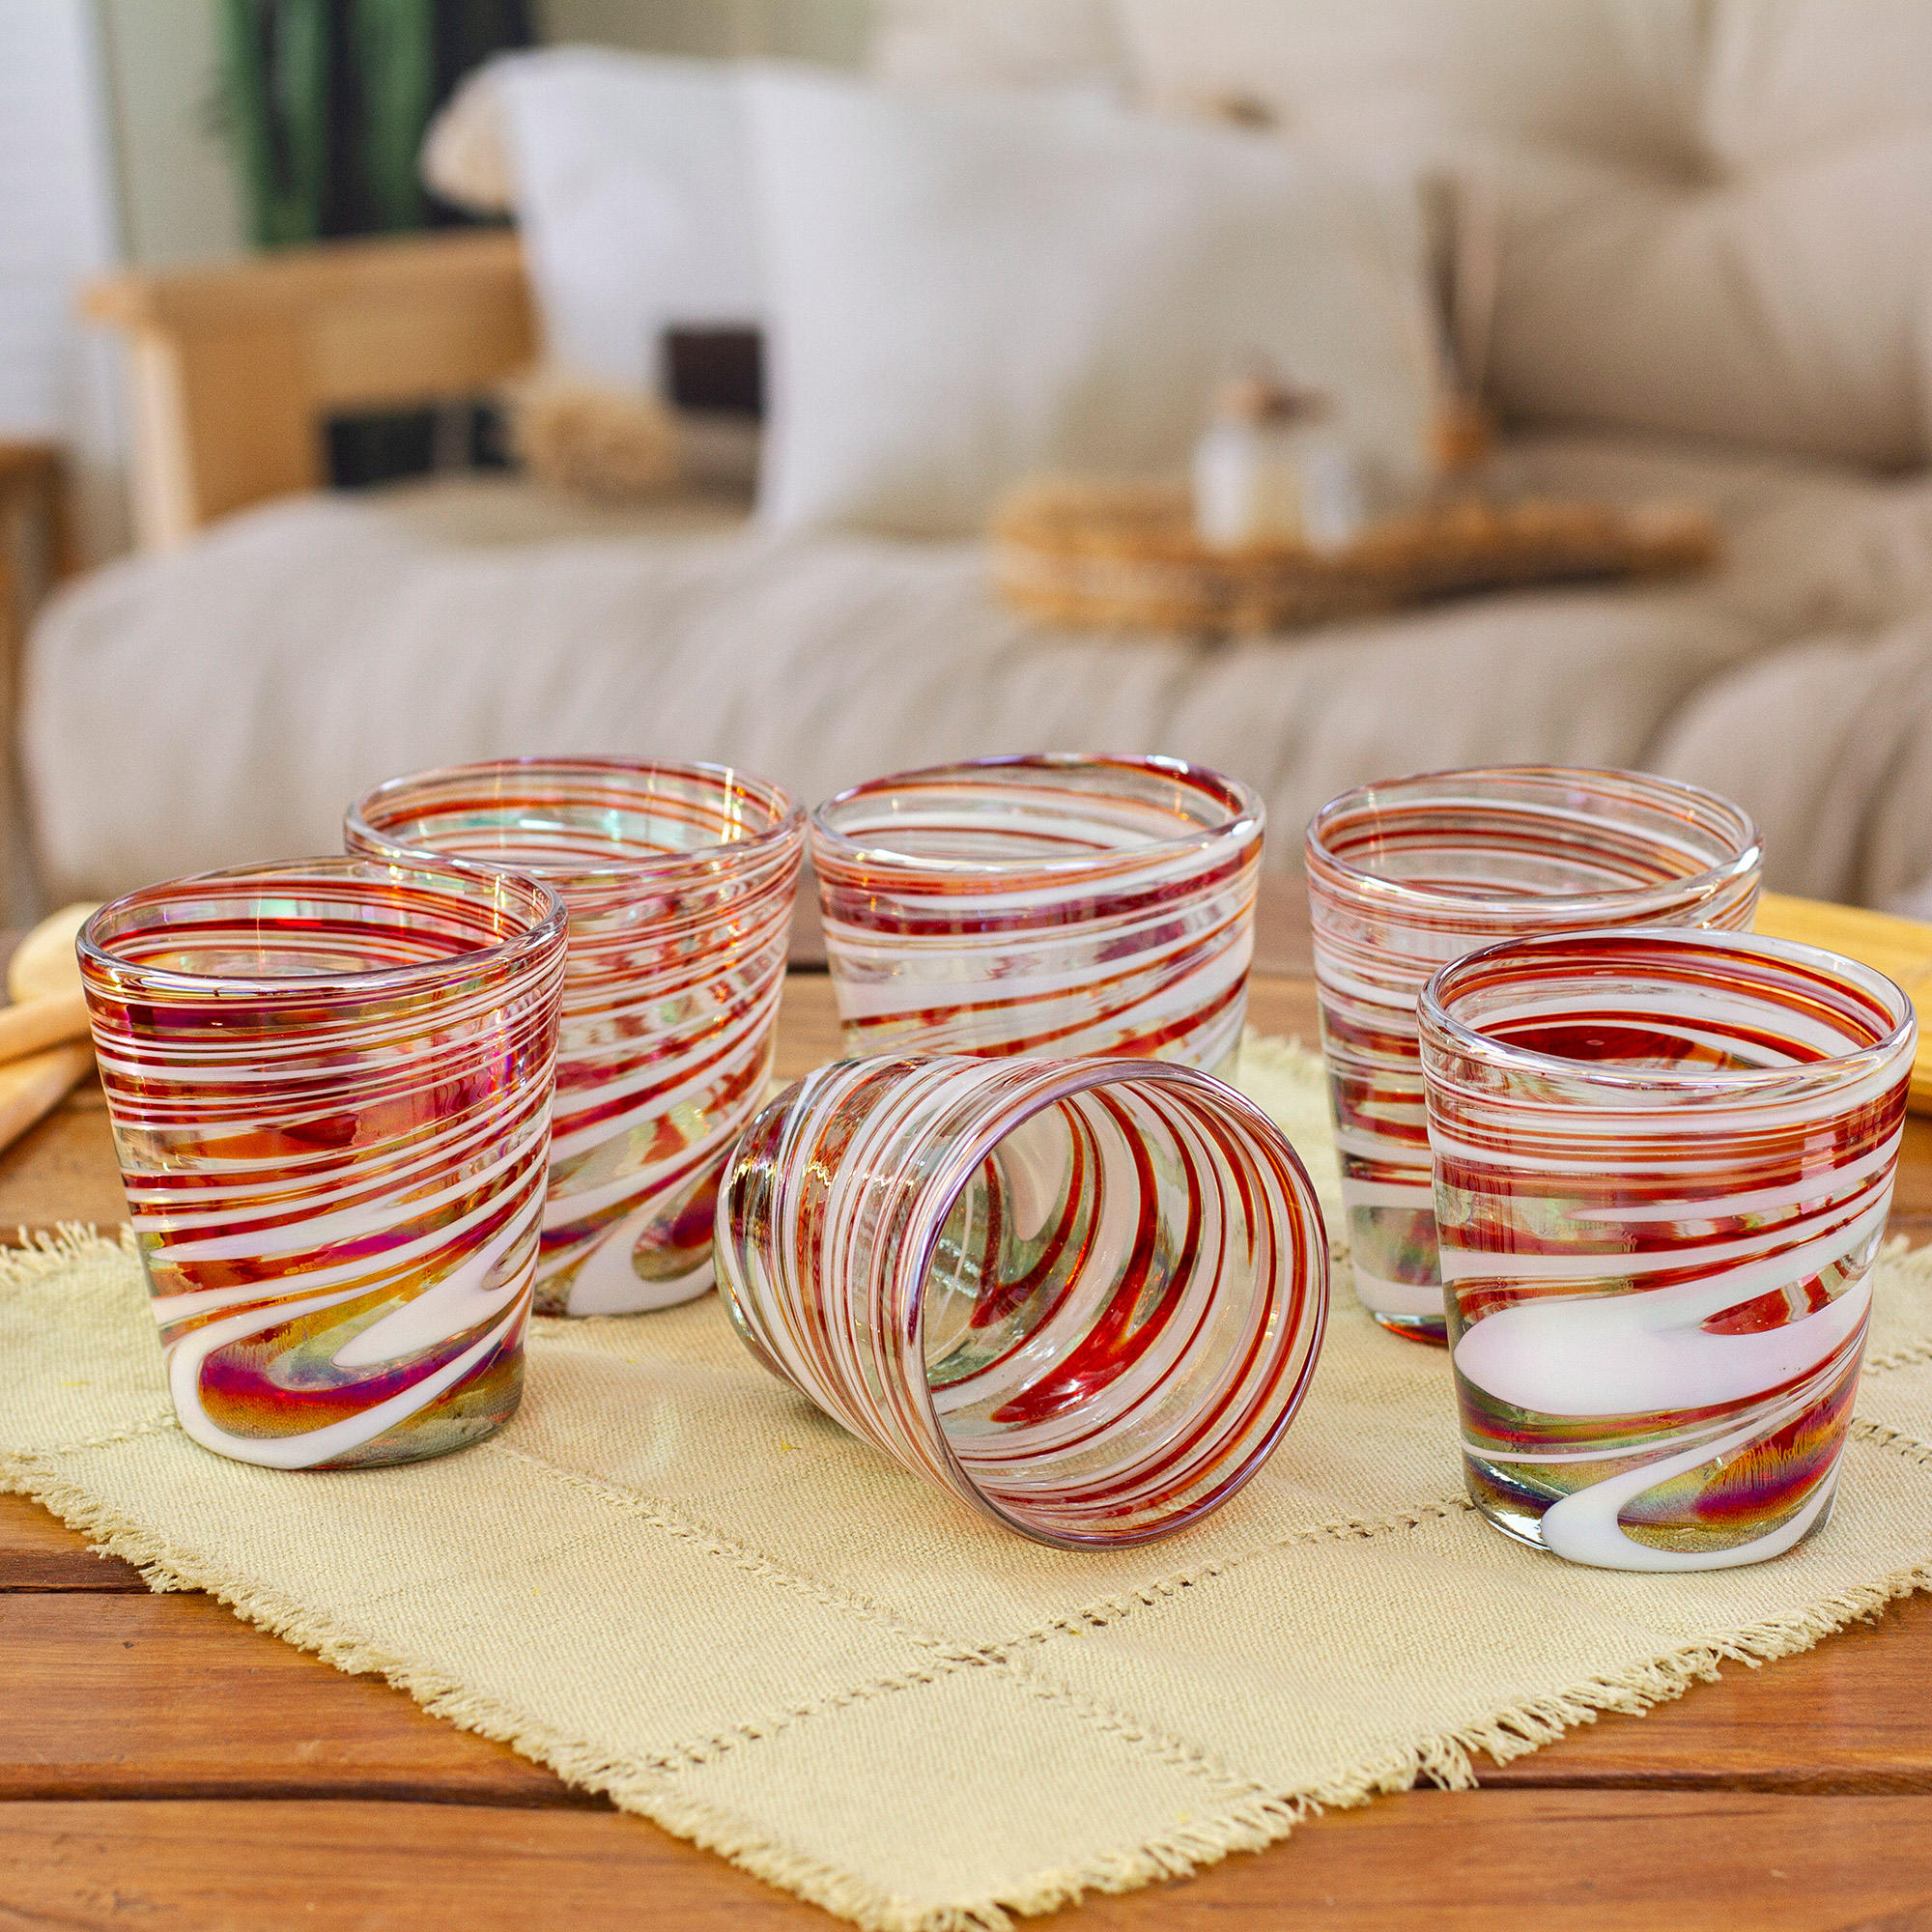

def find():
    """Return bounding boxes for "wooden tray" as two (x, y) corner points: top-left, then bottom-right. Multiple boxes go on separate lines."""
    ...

(990, 477), (1717, 636)
(1755, 892), (1932, 1114)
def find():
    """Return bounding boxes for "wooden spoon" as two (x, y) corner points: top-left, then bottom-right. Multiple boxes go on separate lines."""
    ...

(0, 903), (102, 1164)
(0, 1039), (96, 1159)
(0, 901), (98, 1064)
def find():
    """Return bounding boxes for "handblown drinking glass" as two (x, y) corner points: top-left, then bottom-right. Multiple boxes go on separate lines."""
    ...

(715, 1053), (1328, 1548)
(78, 856), (567, 1470)
(1305, 766), (1761, 1345)
(347, 756), (804, 1316)
(1420, 928), (1914, 1571)
(811, 753), (1264, 1078)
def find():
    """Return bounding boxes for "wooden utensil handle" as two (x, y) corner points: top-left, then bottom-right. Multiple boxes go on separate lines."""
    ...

(0, 1042), (95, 1159)
(0, 989), (91, 1065)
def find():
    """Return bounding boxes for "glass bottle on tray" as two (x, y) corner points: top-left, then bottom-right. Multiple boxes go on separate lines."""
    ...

(1192, 377), (1365, 554)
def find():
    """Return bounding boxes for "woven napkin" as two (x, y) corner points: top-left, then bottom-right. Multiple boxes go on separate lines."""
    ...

(5, 1036), (1932, 1932)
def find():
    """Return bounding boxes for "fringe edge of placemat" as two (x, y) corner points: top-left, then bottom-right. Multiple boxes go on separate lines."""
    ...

(7, 1245), (1932, 1930)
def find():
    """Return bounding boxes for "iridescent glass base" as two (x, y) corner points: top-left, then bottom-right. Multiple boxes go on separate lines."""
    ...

(1421, 928), (1913, 1570)
(79, 857), (567, 1469)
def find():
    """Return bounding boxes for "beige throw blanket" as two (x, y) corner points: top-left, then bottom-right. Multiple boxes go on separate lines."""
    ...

(29, 437), (1932, 920)
(5, 1037), (1932, 1930)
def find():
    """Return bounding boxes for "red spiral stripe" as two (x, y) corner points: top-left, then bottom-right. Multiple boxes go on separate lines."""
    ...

(79, 858), (567, 1469)
(1306, 766), (1761, 1343)
(811, 754), (1263, 1078)
(348, 757), (804, 1316)
(1420, 928), (1913, 1569)
(715, 1053), (1327, 1548)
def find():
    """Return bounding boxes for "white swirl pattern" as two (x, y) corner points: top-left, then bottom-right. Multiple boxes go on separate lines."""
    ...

(812, 755), (1263, 1079)
(715, 1053), (1327, 1548)
(1305, 767), (1761, 1344)
(1420, 929), (1913, 1570)
(348, 758), (804, 1316)
(79, 859), (566, 1468)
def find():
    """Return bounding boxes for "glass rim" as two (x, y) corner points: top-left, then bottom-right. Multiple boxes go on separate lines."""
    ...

(79, 854), (568, 1000)
(1418, 925), (1917, 1095)
(896, 1054), (1327, 1550)
(1303, 764), (1763, 917)
(345, 754), (805, 885)
(809, 753), (1264, 878)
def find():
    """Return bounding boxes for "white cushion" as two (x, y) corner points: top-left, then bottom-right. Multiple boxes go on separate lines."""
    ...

(490, 48), (763, 394)
(1701, 1), (1932, 172)
(1482, 131), (1932, 470)
(869, 0), (1128, 93)
(1118, 0), (1711, 173)
(745, 68), (1439, 537)
(879, 0), (1932, 469)
(1121, 0), (1932, 176)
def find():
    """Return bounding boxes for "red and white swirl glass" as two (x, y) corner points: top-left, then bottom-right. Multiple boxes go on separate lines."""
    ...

(1420, 928), (1914, 1571)
(714, 1054), (1327, 1548)
(347, 756), (804, 1317)
(1305, 767), (1761, 1345)
(79, 857), (567, 1470)
(810, 754), (1264, 1078)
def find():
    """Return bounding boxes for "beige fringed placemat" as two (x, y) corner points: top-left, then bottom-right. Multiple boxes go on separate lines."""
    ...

(5, 1036), (1932, 1932)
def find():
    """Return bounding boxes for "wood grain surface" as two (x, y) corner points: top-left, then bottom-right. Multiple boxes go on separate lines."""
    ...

(0, 1071), (124, 1235)
(3, 1792), (1931, 1932)
(4, 963), (1931, 1928)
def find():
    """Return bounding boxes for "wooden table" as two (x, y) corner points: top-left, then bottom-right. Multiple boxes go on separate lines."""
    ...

(6, 970), (1932, 1930)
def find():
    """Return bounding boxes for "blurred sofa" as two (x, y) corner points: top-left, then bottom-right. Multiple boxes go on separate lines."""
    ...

(24, 0), (1932, 915)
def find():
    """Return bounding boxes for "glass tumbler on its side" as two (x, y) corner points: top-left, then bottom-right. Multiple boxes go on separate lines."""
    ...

(348, 756), (805, 1317)
(78, 857), (568, 1470)
(715, 1053), (1328, 1548)
(1304, 766), (1761, 1345)
(1420, 928), (1914, 1571)
(810, 753), (1264, 1078)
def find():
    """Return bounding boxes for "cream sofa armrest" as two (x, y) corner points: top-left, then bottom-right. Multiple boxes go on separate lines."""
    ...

(82, 229), (537, 553)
